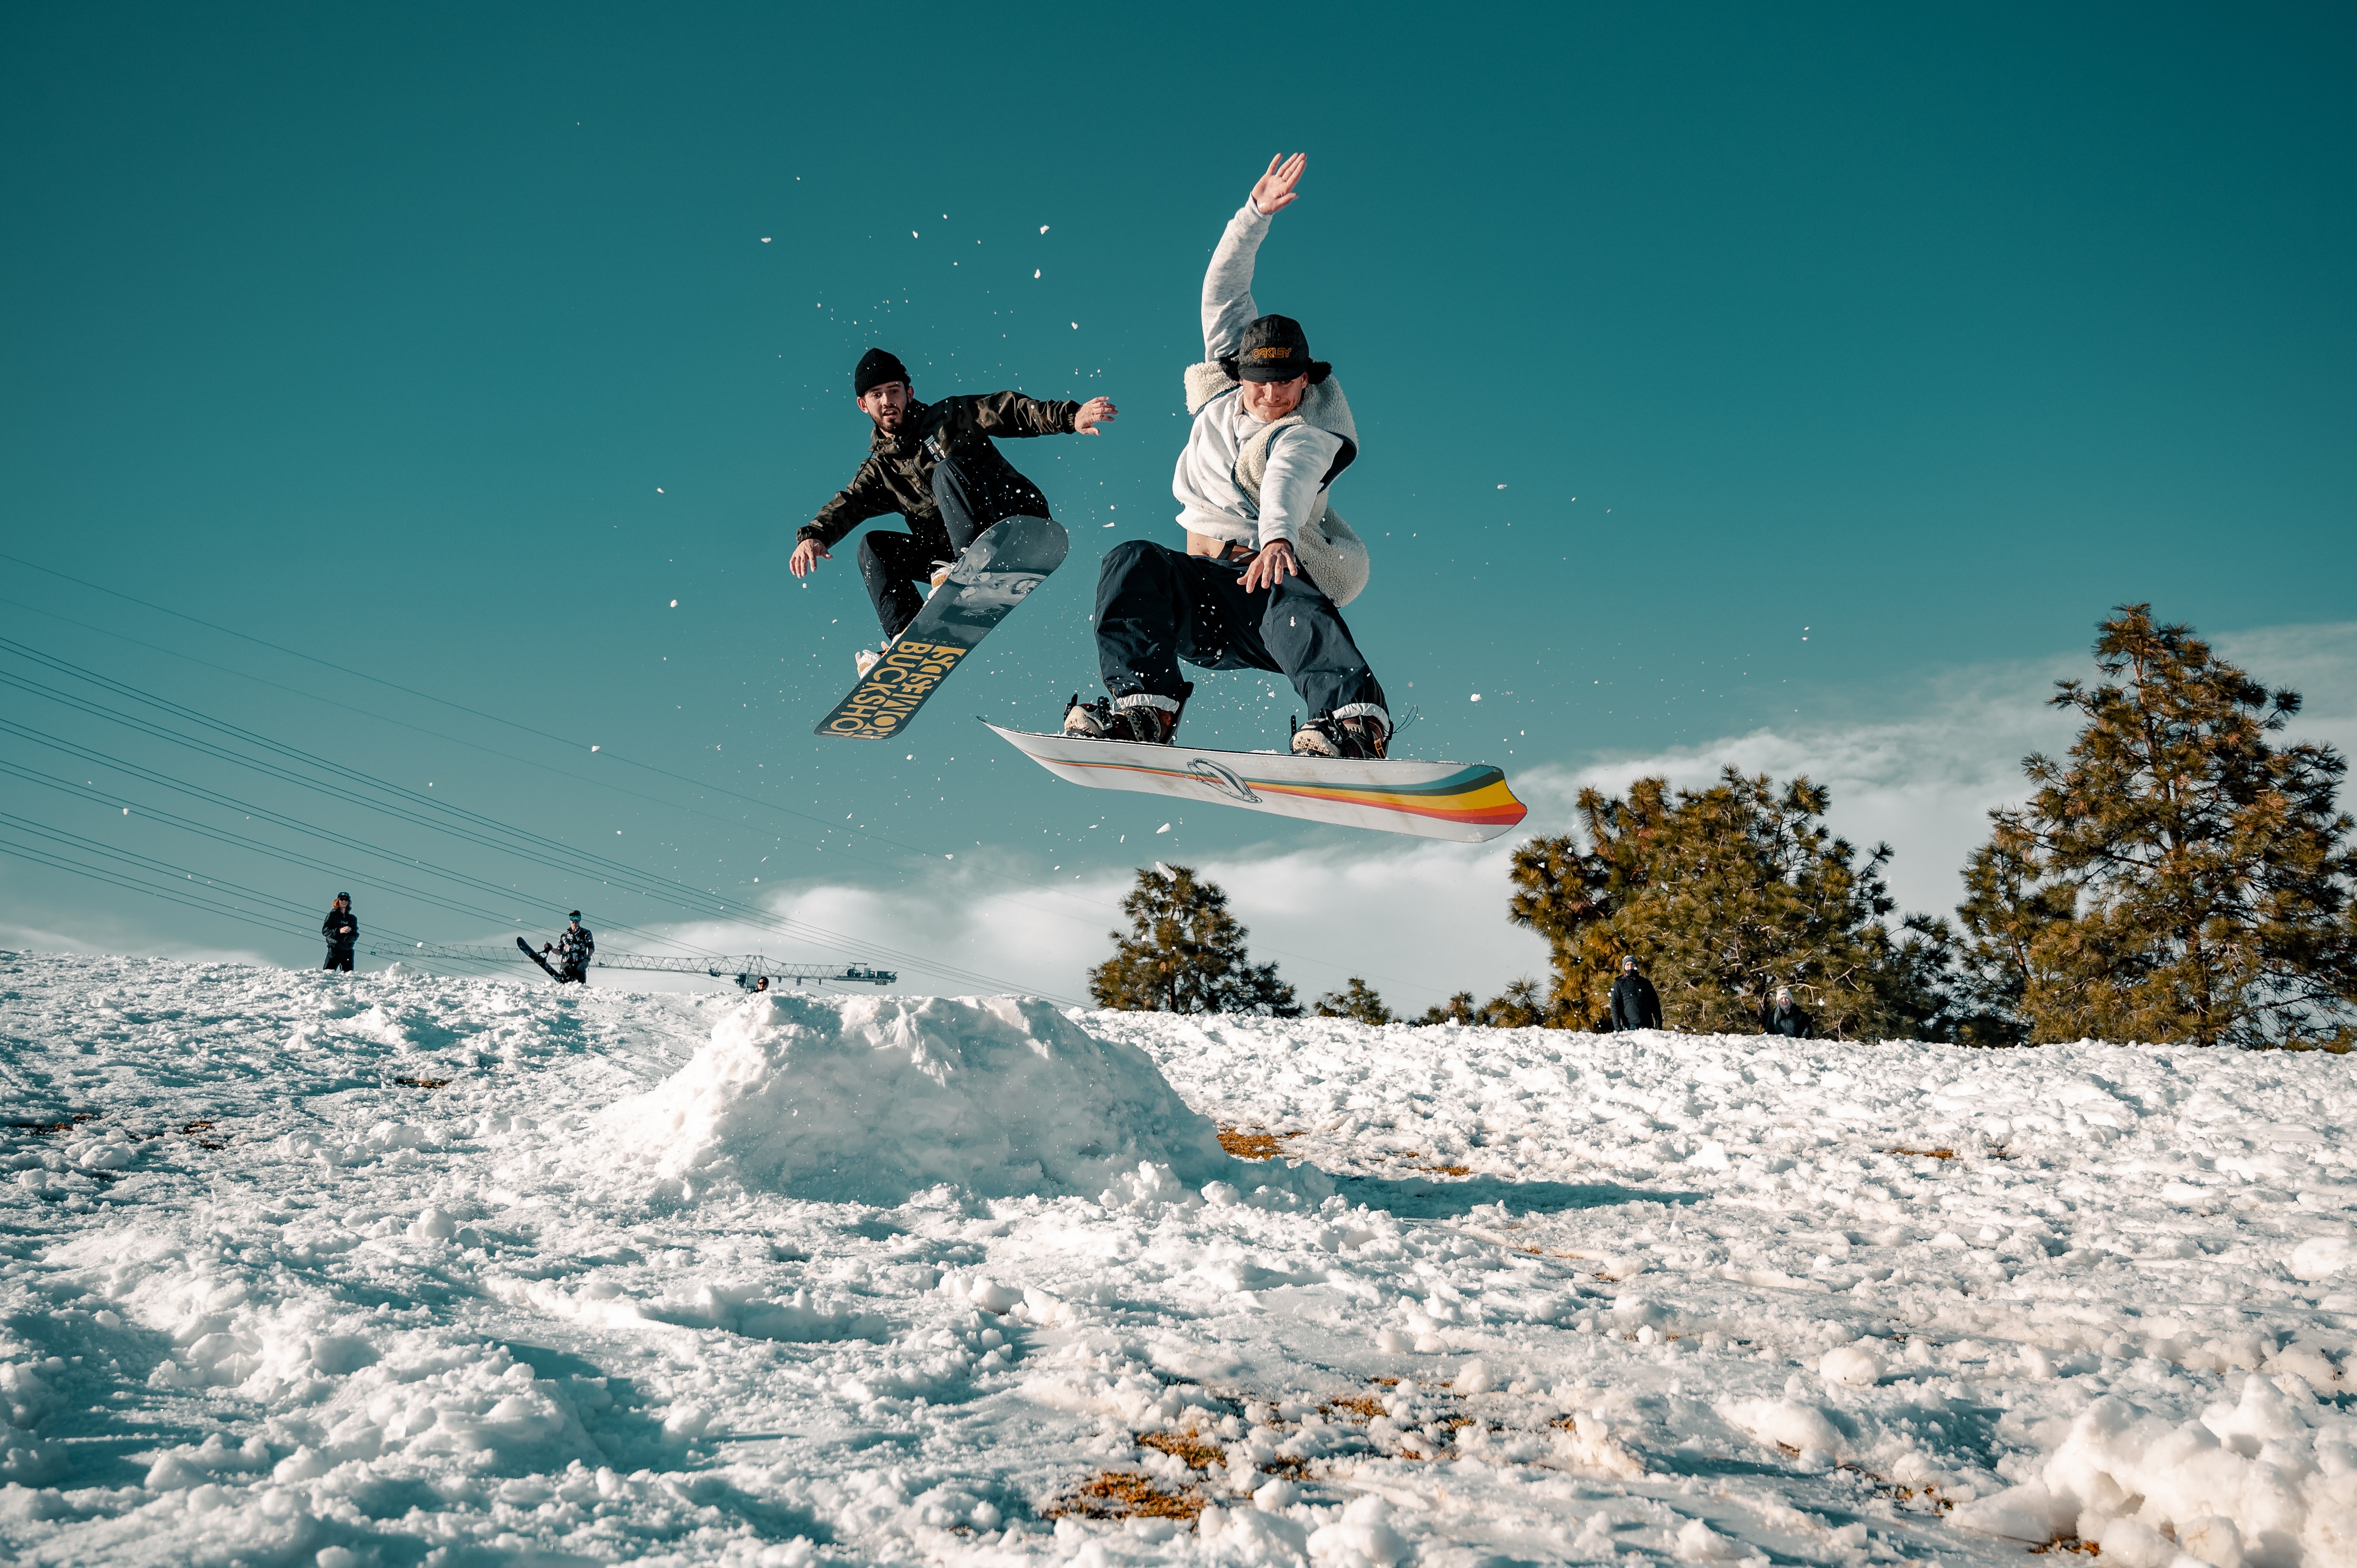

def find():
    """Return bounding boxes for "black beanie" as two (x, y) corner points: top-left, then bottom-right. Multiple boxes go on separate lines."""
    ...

(854, 347), (909, 398)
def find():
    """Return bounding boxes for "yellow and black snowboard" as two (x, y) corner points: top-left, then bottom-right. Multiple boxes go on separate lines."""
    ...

(814, 514), (1068, 739)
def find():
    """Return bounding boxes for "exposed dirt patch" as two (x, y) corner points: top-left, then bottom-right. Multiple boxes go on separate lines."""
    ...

(1217, 1124), (1302, 1161)
(1889, 1147), (1957, 1160)
(393, 1077), (452, 1090)
(1136, 1431), (1225, 1470)
(1045, 1471), (1204, 1522)
(175, 1119), (225, 1150)
(1323, 1395), (1385, 1421)
(8, 1112), (99, 1136)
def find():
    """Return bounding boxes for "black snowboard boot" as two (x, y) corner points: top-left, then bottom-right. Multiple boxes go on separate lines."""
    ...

(1291, 712), (1389, 760)
(1064, 687), (1188, 745)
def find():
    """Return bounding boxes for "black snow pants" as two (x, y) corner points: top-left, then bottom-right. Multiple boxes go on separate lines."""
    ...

(857, 454), (1049, 639)
(1092, 539), (1387, 722)
(323, 949), (354, 973)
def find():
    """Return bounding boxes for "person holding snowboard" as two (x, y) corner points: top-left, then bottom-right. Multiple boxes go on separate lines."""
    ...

(1608, 956), (1663, 1031)
(540, 911), (594, 985)
(1064, 152), (1390, 759)
(790, 348), (1117, 674)
(322, 892), (357, 973)
(1760, 986), (1814, 1038)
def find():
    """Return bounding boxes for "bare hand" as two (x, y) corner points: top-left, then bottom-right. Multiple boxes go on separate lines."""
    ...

(1251, 152), (1307, 216)
(790, 538), (830, 577)
(1239, 539), (1300, 593)
(1072, 396), (1118, 435)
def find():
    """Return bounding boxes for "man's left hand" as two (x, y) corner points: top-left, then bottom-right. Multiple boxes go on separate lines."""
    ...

(1239, 539), (1300, 593)
(1072, 397), (1118, 435)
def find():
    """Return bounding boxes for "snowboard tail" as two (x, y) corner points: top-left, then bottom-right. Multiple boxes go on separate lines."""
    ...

(982, 721), (1527, 842)
(816, 515), (1068, 739)
(515, 936), (564, 982)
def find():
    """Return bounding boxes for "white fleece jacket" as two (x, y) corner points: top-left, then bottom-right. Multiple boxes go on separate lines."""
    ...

(1170, 200), (1347, 550)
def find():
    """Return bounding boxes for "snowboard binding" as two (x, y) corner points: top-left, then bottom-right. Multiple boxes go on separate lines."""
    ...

(1064, 683), (1193, 745)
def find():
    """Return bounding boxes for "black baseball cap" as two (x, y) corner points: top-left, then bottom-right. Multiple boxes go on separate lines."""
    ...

(336, 892), (350, 901)
(568, 910), (582, 919)
(1234, 315), (1328, 383)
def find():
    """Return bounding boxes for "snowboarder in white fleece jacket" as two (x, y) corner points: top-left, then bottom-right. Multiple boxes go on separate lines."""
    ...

(1064, 153), (1391, 760)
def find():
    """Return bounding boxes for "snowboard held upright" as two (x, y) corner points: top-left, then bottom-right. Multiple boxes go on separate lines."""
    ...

(515, 937), (565, 983)
(815, 515), (1069, 739)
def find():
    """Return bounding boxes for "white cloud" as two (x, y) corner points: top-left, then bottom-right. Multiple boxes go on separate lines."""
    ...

(0, 913), (269, 968)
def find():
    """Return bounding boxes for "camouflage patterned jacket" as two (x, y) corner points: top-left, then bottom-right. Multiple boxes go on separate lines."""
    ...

(798, 392), (1079, 553)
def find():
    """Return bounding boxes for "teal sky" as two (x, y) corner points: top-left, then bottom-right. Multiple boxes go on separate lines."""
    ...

(4, 3), (2353, 1006)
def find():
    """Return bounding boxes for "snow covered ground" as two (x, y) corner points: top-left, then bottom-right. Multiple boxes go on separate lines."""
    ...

(3, 951), (2353, 1568)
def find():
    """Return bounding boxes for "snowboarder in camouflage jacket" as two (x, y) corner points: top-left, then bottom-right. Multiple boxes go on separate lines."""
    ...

(542, 912), (593, 985)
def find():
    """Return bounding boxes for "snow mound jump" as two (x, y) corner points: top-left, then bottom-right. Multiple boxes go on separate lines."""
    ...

(605, 993), (1233, 1204)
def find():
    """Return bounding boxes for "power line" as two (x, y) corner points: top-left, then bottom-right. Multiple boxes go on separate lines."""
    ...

(1, 580), (1437, 999)
(0, 667), (1079, 1001)
(0, 553), (1147, 934)
(0, 554), (1447, 1004)
(0, 592), (948, 891)
(0, 829), (510, 980)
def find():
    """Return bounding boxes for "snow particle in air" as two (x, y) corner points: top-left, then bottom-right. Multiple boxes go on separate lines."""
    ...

(1497, 484), (1508, 489)
(1040, 225), (1049, 234)
(590, 745), (599, 751)
(1156, 823), (1171, 834)
(1471, 694), (1483, 703)
(670, 600), (678, 608)
(1034, 269), (1041, 278)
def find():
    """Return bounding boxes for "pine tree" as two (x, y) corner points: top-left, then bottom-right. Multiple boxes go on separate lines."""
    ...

(1479, 978), (1549, 1028)
(1088, 865), (1301, 1016)
(1416, 990), (1480, 1026)
(1955, 605), (2357, 1047)
(1313, 978), (1393, 1024)
(1506, 769), (1949, 1038)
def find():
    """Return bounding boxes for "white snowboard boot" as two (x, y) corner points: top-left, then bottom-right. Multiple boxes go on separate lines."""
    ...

(1291, 712), (1389, 760)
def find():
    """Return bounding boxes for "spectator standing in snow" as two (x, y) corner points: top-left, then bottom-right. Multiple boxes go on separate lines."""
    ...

(790, 347), (1117, 675)
(1063, 152), (1388, 760)
(1608, 955), (1662, 1031)
(1760, 986), (1814, 1038)
(321, 893), (357, 973)
(542, 912), (594, 985)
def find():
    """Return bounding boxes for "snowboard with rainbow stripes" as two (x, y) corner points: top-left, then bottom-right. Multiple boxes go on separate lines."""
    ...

(981, 721), (1527, 842)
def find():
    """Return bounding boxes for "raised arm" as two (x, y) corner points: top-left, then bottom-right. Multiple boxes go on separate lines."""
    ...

(1202, 153), (1306, 360)
(963, 390), (1085, 437)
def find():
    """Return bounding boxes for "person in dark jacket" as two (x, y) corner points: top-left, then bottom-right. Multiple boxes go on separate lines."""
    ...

(790, 348), (1118, 669)
(321, 893), (357, 972)
(1608, 955), (1662, 1031)
(540, 911), (594, 985)
(1761, 986), (1814, 1038)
